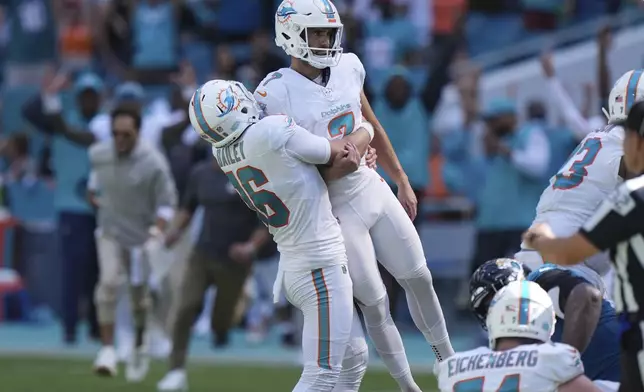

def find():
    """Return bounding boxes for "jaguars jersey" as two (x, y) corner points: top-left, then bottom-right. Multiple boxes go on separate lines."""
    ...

(437, 343), (584, 391)
(527, 264), (620, 381)
(254, 52), (380, 206)
(213, 114), (346, 271)
(533, 125), (624, 237)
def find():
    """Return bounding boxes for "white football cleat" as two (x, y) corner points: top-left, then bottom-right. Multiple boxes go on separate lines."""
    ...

(157, 369), (189, 391)
(125, 347), (150, 383)
(93, 345), (118, 377)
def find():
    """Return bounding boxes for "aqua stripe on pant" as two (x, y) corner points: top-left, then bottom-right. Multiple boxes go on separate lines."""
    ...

(311, 268), (331, 370)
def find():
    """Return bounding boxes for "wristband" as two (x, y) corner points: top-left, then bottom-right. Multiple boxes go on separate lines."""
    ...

(360, 121), (375, 141)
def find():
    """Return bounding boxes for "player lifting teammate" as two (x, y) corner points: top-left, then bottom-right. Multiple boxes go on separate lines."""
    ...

(255, 1), (454, 389)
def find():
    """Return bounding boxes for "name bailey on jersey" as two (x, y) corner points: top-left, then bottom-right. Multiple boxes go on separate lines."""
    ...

(215, 140), (246, 168)
(321, 103), (351, 119)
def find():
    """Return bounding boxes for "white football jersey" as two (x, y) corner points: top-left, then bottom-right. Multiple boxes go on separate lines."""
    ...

(437, 343), (584, 392)
(213, 114), (347, 271)
(254, 53), (380, 206)
(534, 125), (624, 237)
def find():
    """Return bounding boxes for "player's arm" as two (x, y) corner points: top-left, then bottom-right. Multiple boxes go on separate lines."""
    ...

(559, 375), (603, 392)
(282, 121), (369, 164)
(534, 268), (602, 353)
(344, 121), (374, 157)
(319, 122), (375, 181)
(561, 282), (602, 353)
(525, 178), (644, 265)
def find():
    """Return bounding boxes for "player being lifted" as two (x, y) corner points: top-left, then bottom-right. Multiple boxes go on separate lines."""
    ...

(255, 1), (454, 389)
(469, 259), (620, 390)
(515, 69), (644, 292)
(437, 280), (601, 391)
(187, 80), (375, 391)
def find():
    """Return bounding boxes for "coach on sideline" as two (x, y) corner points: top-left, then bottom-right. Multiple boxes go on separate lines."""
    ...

(89, 105), (178, 381)
(524, 100), (644, 392)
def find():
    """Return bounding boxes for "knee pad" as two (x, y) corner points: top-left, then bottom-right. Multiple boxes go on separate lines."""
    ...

(358, 295), (390, 327)
(396, 264), (433, 282)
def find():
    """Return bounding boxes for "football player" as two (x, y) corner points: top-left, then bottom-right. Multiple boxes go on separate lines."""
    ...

(179, 79), (375, 391)
(469, 259), (620, 390)
(437, 280), (601, 391)
(515, 69), (644, 296)
(255, 1), (453, 388)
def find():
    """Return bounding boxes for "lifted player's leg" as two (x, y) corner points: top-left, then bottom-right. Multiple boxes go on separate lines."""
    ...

(369, 182), (455, 363)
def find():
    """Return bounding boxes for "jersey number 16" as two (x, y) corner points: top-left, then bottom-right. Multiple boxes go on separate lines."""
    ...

(552, 137), (603, 190)
(225, 166), (291, 228)
(454, 374), (520, 391)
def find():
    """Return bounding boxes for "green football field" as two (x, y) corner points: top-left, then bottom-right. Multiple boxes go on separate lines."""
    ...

(0, 356), (439, 392)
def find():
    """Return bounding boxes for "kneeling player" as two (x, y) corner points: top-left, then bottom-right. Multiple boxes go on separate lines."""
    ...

(186, 80), (373, 391)
(437, 280), (600, 391)
(470, 259), (620, 391)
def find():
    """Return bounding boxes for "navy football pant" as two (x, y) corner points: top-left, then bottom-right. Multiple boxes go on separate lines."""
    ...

(59, 211), (99, 341)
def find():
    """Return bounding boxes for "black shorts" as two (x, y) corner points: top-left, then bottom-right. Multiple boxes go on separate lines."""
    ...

(620, 318), (644, 392)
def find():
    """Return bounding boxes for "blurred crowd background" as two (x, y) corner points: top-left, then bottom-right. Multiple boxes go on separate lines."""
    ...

(0, 0), (644, 364)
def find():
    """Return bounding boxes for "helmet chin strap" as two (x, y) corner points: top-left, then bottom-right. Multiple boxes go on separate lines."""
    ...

(602, 107), (610, 121)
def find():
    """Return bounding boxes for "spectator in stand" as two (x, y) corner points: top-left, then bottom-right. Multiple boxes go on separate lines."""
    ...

(1, 0), (58, 87)
(99, 0), (203, 85)
(97, 0), (131, 78)
(466, 0), (522, 55)
(1, 133), (37, 184)
(210, 46), (238, 81)
(375, 18), (463, 319)
(58, 0), (95, 74)
(362, 0), (423, 75)
(521, 0), (567, 34)
(457, 97), (551, 308)
(432, 0), (466, 48)
(436, 68), (486, 199)
(236, 30), (288, 89)
(21, 71), (103, 344)
(214, 0), (274, 45)
(46, 80), (170, 151)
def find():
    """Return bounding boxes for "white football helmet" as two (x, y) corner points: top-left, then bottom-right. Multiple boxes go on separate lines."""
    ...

(274, 0), (344, 69)
(486, 280), (556, 349)
(188, 80), (261, 148)
(606, 69), (644, 123)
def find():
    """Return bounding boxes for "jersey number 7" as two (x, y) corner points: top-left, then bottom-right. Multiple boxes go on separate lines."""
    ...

(552, 137), (603, 190)
(453, 374), (520, 391)
(225, 166), (291, 228)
